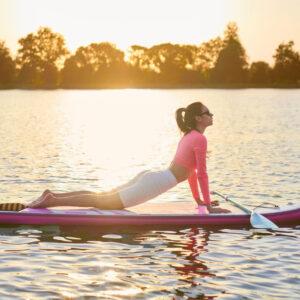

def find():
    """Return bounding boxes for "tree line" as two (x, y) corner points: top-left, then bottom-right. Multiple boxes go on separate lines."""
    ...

(0, 23), (300, 89)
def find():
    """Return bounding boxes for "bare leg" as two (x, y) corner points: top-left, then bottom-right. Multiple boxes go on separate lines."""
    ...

(43, 170), (148, 199)
(29, 170), (148, 209)
(28, 192), (124, 210)
(51, 190), (96, 197)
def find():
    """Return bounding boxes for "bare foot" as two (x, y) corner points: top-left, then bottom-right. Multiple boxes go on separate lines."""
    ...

(38, 189), (52, 201)
(28, 191), (54, 208)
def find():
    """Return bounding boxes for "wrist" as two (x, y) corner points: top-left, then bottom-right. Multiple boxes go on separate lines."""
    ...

(196, 204), (209, 214)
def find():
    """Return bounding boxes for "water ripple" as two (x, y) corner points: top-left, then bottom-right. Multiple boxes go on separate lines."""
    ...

(0, 90), (299, 299)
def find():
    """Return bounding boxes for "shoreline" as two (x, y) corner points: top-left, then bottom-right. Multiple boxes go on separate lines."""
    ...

(1, 84), (300, 90)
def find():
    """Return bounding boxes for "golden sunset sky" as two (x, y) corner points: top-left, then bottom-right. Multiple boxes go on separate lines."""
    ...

(1, 0), (300, 64)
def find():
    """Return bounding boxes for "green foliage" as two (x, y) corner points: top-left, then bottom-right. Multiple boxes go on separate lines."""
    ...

(249, 61), (271, 84)
(272, 41), (300, 84)
(0, 23), (299, 88)
(16, 27), (68, 88)
(211, 23), (248, 84)
(190, 37), (223, 72)
(61, 42), (126, 88)
(0, 41), (15, 87)
(128, 45), (151, 70)
(146, 43), (198, 85)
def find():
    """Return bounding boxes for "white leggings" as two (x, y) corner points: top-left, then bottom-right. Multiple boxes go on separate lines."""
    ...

(118, 169), (178, 208)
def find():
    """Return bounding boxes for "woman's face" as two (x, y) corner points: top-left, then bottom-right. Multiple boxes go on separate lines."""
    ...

(196, 106), (214, 127)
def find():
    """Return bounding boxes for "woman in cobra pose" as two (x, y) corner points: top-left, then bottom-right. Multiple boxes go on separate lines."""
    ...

(28, 101), (230, 214)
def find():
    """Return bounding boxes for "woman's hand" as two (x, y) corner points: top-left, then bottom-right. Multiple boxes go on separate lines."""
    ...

(195, 199), (230, 213)
(196, 199), (219, 207)
(208, 206), (231, 214)
(210, 200), (219, 206)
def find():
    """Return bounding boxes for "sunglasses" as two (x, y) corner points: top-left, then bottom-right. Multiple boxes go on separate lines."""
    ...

(199, 110), (213, 117)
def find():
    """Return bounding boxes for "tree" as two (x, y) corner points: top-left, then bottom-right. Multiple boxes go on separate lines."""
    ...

(272, 41), (300, 84)
(249, 61), (271, 84)
(0, 41), (15, 87)
(140, 43), (197, 86)
(16, 27), (68, 88)
(211, 23), (248, 84)
(61, 42), (126, 87)
(126, 45), (157, 86)
(128, 45), (151, 70)
(147, 43), (192, 73)
(184, 37), (223, 82)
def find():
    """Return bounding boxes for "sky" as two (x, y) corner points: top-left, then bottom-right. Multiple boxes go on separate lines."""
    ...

(1, 0), (300, 64)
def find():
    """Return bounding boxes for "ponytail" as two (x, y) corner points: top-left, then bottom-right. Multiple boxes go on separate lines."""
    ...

(176, 108), (189, 134)
(175, 101), (205, 134)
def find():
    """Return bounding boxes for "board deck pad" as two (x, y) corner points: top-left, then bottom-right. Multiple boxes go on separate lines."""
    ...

(20, 201), (256, 215)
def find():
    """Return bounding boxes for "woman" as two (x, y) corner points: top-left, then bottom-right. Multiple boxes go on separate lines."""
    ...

(27, 101), (230, 213)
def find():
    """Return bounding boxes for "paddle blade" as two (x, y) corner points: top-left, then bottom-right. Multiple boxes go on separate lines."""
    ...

(250, 211), (279, 230)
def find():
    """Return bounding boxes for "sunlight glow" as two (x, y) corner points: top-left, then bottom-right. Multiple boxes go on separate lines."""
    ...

(10, 0), (230, 54)
(58, 90), (173, 190)
(2, 0), (300, 62)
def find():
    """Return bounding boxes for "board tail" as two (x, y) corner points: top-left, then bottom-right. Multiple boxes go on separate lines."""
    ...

(0, 203), (26, 211)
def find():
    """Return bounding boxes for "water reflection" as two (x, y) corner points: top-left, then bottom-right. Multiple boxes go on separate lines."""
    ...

(172, 229), (213, 278)
(0, 224), (299, 298)
(0, 89), (299, 298)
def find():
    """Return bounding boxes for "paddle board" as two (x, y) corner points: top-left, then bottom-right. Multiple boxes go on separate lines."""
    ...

(0, 201), (299, 228)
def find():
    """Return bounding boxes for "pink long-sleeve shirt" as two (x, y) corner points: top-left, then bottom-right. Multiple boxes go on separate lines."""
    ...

(173, 130), (211, 205)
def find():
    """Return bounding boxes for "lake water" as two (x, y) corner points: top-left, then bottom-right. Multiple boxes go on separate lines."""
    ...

(0, 89), (299, 299)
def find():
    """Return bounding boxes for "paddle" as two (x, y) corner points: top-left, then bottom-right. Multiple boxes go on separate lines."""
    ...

(211, 191), (279, 230)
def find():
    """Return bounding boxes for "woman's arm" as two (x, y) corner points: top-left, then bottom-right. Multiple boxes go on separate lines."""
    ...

(193, 136), (211, 206)
(193, 137), (231, 213)
(188, 170), (201, 205)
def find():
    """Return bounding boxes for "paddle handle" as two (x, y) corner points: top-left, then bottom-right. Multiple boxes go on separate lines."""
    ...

(211, 191), (252, 214)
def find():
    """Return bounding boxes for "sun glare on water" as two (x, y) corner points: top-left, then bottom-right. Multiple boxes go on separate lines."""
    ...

(57, 90), (172, 190)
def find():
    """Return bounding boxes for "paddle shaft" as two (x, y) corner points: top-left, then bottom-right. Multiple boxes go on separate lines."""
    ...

(212, 191), (279, 229)
(212, 191), (252, 214)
